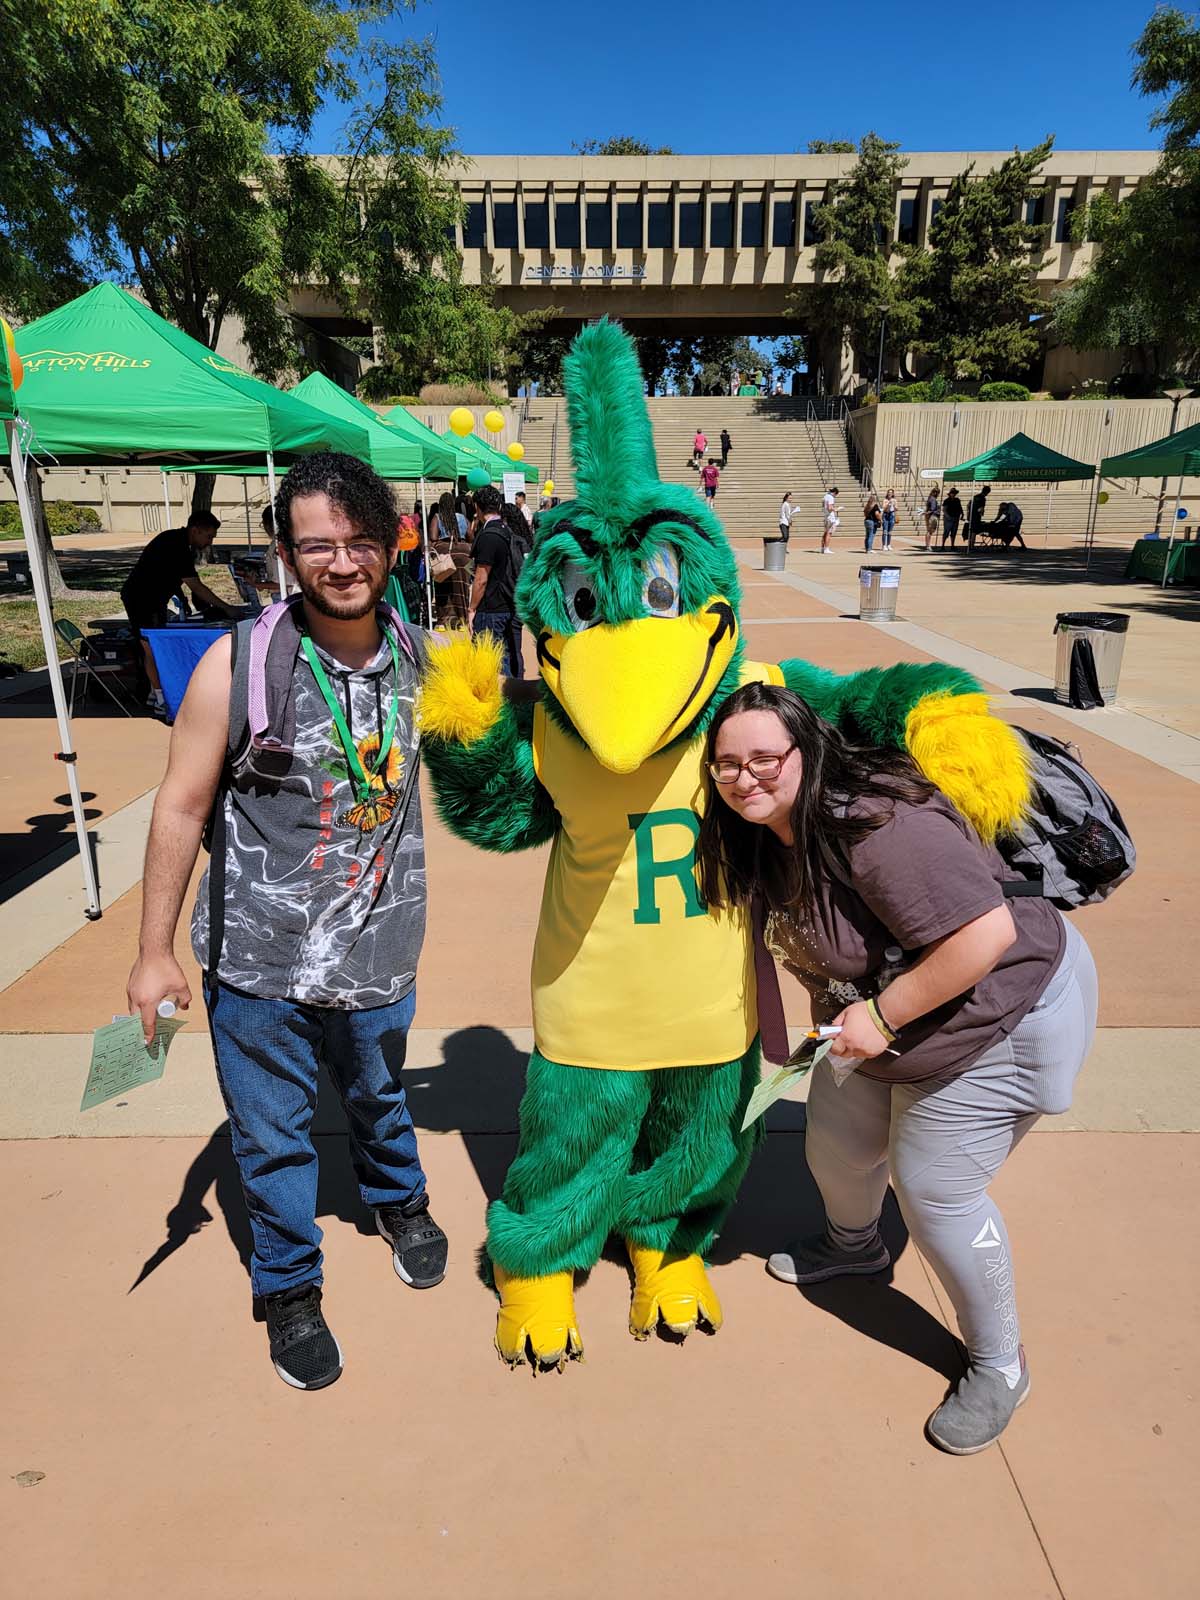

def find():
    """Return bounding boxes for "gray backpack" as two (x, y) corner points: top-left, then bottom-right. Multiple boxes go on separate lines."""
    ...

(999, 727), (1134, 909)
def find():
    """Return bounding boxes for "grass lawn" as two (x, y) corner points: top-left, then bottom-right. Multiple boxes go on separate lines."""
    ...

(0, 564), (239, 672)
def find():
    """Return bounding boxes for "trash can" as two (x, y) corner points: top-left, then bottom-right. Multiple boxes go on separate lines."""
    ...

(858, 564), (901, 621)
(763, 537), (787, 573)
(1054, 612), (1130, 708)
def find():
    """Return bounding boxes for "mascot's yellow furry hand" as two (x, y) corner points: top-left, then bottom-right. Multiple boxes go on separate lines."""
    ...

(904, 692), (1031, 844)
(417, 629), (504, 747)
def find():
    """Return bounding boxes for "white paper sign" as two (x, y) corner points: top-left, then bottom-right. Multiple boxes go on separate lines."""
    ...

(502, 472), (525, 505)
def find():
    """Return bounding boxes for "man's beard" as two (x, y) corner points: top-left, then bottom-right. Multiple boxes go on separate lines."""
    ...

(294, 562), (391, 620)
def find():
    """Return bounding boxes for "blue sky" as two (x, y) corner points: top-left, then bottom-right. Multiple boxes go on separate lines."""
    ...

(309, 0), (1164, 156)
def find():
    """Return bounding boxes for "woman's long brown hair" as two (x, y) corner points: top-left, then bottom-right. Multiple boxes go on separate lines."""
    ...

(695, 682), (937, 914)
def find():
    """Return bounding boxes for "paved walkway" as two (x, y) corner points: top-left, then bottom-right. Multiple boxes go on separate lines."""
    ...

(2, 539), (1197, 1599)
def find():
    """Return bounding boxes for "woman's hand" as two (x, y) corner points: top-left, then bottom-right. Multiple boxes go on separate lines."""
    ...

(828, 1000), (891, 1060)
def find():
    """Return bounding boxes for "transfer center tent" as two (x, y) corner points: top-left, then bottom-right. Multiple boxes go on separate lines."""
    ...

(943, 431), (1095, 483)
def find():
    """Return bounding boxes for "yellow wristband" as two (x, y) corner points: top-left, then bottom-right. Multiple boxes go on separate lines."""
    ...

(865, 997), (898, 1043)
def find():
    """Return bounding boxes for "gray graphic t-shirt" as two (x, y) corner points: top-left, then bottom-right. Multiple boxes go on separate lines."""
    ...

(191, 625), (427, 1009)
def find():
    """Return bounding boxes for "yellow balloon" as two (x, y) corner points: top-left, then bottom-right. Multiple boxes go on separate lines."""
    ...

(1, 317), (23, 389)
(1097, 490), (1110, 505)
(542, 480), (554, 497)
(506, 441), (525, 461)
(448, 406), (475, 437)
(483, 409), (505, 434)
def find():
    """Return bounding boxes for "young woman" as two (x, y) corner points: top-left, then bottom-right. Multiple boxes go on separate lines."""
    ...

(923, 486), (941, 551)
(428, 490), (473, 628)
(696, 682), (1097, 1454)
(881, 489), (897, 550)
(778, 492), (796, 544)
(862, 493), (883, 554)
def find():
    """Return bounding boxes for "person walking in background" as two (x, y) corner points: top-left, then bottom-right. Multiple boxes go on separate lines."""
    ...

(863, 491), (883, 554)
(923, 485), (941, 551)
(700, 457), (721, 503)
(778, 491), (797, 544)
(469, 485), (524, 678)
(881, 488), (897, 551)
(429, 490), (473, 629)
(126, 452), (449, 1393)
(822, 486), (840, 555)
(966, 485), (992, 551)
(697, 682), (1097, 1454)
(942, 486), (964, 547)
(720, 427), (732, 468)
(692, 428), (708, 468)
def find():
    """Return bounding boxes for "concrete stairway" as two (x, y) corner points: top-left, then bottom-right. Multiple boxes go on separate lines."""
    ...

(519, 397), (850, 545)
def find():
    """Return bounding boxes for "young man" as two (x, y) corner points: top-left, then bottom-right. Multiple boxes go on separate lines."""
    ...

(701, 457), (721, 502)
(515, 490), (533, 530)
(126, 453), (447, 1393)
(468, 484), (523, 678)
(822, 486), (840, 554)
(719, 427), (732, 468)
(120, 509), (239, 715)
(692, 428), (707, 468)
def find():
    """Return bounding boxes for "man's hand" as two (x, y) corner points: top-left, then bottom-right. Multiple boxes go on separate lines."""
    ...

(127, 952), (192, 1045)
(828, 1000), (890, 1060)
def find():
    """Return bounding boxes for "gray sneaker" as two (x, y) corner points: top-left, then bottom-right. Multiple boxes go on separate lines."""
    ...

(926, 1352), (1031, 1455)
(766, 1231), (891, 1286)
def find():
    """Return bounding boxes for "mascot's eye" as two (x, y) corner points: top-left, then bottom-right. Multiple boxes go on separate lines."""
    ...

(640, 545), (681, 618)
(560, 559), (600, 631)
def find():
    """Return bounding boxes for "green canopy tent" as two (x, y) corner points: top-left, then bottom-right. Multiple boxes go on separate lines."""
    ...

(382, 404), (471, 480)
(452, 431), (539, 484)
(288, 372), (423, 479)
(941, 431), (1095, 552)
(1101, 423), (1200, 586)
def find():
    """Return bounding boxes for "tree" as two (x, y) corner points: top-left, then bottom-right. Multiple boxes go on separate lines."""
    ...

(806, 140), (857, 154)
(1050, 9), (1200, 378)
(572, 138), (675, 155)
(898, 140), (1053, 382)
(789, 133), (918, 387)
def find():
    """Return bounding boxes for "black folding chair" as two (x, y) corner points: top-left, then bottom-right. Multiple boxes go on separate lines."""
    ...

(54, 619), (138, 716)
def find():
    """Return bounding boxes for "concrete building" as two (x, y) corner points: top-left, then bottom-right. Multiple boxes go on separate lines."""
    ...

(296, 149), (1160, 394)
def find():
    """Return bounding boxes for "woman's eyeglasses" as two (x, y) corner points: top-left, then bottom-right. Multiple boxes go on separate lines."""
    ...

(293, 540), (386, 566)
(707, 748), (795, 785)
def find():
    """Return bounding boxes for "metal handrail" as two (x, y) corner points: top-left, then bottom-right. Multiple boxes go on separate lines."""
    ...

(804, 399), (836, 489)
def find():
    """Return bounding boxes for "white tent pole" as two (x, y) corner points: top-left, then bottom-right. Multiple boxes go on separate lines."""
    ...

(419, 476), (433, 627)
(160, 468), (172, 531)
(8, 420), (102, 920)
(242, 476), (252, 551)
(267, 452), (286, 597)
(1161, 470), (1185, 590)
(1083, 475), (1100, 571)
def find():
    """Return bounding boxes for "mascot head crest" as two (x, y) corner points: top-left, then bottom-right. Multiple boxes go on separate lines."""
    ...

(518, 319), (742, 774)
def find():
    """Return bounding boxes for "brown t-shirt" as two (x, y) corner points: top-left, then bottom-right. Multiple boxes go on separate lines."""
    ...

(764, 792), (1065, 1083)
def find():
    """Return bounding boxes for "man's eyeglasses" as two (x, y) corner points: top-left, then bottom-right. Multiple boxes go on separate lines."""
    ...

(292, 540), (386, 566)
(707, 748), (796, 785)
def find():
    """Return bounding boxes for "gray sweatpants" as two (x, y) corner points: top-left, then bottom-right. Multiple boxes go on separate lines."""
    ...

(804, 919), (1097, 1367)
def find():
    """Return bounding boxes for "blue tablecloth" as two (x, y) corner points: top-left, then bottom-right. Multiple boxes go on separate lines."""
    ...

(143, 627), (229, 718)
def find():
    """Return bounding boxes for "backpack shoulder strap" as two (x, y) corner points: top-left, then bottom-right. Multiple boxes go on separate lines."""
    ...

(205, 620), (246, 977)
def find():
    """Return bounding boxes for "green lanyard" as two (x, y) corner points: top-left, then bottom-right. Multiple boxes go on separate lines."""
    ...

(300, 629), (401, 805)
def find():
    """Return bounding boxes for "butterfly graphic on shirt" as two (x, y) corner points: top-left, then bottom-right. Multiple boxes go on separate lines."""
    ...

(319, 727), (406, 835)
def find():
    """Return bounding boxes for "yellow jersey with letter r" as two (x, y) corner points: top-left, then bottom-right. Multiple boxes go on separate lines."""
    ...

(530, 660), (784, 1070)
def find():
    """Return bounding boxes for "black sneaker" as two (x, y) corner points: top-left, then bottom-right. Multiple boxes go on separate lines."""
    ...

(375, 1194), (448, 1288)
(261, 1283), (343, 1391)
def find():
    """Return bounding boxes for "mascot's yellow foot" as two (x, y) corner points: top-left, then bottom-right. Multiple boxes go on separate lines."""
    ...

(626, 1242), (724, 1340)
(493, 1265), (583, 1371)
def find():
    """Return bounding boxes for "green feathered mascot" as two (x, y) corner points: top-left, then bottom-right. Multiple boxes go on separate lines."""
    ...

(420, 320), (1030, 1370)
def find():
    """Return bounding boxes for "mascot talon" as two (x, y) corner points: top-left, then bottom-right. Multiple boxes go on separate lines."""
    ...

(493, 1265), (583, 1370)
(627, 1242), (724, 1339)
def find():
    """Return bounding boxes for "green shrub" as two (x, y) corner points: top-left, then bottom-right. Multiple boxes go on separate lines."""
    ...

(43, 500), (101, 537)
(978, 381), (1031, 402)
(880, 382), (930, 403)
(0, 503), (22, 538)
(387, 395), (421, 407)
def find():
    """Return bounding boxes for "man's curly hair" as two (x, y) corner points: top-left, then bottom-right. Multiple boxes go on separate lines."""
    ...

(273, 452), (397, 550)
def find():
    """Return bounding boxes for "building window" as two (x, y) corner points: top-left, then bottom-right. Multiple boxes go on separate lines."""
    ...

(771, 199), (796, 247)
(740, 200), (764, 248)
(555, 200), (581, 248)
(586, 199), (612, 249)
(524, 199), (549, 249)
(617, 201), (643, 249)
(930, 198), (945, 227)
(709, 199), (733, 248)
(463, 202), (486, 249)
(678, 200), (702, 247)
(492, 201), (517, 250)
(1055, 197), (1074, 243)
(803, 200), (820, 246)
(897, 197), (917, 245)
(1025, 193), (1046, 227)
(647, 201), (673, 248)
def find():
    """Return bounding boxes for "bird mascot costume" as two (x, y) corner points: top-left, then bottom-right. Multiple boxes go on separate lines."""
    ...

(419, 320), (1029, 1369)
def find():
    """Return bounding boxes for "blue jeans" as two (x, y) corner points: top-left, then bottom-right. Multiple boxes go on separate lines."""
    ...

(474, 611), (523, 678)
(882, 510), (895, 535)
(864, 520), (877, 552)
(205, 981), (425, 1297)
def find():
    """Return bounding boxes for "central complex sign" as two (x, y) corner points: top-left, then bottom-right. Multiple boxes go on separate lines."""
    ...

(525, 264), (647, 280)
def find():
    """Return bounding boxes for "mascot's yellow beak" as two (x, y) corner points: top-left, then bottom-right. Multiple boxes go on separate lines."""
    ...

(536, 597), (738, 774)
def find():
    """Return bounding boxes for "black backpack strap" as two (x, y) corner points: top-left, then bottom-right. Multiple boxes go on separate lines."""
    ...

(206, 623), (241, 978)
